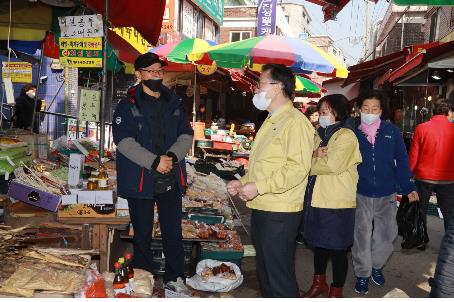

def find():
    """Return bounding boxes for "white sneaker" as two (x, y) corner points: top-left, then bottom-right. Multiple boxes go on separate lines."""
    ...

(165, 277), (192, 296)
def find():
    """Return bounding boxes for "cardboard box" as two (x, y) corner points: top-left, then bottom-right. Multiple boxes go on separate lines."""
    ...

(58, 203), (116, 218)
(7, 180), (61, 212)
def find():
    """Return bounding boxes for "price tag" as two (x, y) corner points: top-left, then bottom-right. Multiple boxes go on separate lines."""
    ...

(234, 173), (241, 180)
(95, 190), (113, 204)
(61, 194), (77, 205)
(77, 190), (96, 204)
(68, 153), (84, 186)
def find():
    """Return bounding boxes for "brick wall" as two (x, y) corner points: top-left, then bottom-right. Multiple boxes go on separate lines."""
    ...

(220, 6), (257, 44)
(382, 23), (424, 56)
(224, 6), (257, 18)
(424, 7), (454, 42)
(437, 7), (453, 40)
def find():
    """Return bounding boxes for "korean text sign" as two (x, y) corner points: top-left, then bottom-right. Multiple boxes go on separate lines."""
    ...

(257, 0), (277, 36)
(59, 37), (103, 68)
(58, 14), (103, 38)
(79, 88), (101, 122)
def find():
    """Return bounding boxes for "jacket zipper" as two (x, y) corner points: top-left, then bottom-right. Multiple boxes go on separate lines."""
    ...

(372, 144), (376, 188)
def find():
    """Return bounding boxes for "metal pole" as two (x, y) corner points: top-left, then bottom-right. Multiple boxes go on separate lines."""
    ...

(31, 39), (46, 133)
(191, 70), (197, 156)
(400, 14), (405, 50)
(99, 0), (109, 162)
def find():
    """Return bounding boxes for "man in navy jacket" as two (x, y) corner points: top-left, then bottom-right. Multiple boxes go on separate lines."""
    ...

(113, 53), (193, 294)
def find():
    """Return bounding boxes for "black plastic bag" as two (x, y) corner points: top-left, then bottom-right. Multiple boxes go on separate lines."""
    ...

(396, 196), (426, 249)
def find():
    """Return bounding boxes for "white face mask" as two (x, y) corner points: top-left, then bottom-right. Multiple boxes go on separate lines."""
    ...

(252, 91), (272, 111)
(361, 113), (380, 125)
(319, 115), (335, 128)
(26, 91), (36, 99)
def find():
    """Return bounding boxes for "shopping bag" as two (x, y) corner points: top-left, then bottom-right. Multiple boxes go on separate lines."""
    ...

(396, 196), (426, 249)
(186, 259), (243, 292)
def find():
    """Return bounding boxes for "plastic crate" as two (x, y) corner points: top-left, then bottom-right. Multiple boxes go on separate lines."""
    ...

(193, 159), (245, 180)
(151, 240), (195, 276)
(187, 213), (225, 224)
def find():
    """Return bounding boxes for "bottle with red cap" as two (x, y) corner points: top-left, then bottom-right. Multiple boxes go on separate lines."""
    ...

(112, 262), (127, 295)
(124, 253), (135, 290)
(118, 257), (130, 293)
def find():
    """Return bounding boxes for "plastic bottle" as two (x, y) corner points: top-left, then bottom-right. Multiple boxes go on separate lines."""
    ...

(124, 253), (135, 291)
(118, 257), (130, 293)
(112, 262), (127, 295)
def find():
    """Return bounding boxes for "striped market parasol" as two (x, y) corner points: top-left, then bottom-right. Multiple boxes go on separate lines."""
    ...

(189, 35), (348, 78)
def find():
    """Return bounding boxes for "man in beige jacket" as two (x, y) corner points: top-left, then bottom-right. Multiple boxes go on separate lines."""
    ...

(227, 64), (314, 298)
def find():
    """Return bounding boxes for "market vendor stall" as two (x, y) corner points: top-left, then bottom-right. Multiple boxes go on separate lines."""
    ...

(0, 131), (245, 297)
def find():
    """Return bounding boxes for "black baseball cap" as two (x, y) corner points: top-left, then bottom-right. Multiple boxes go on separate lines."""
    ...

(134, 53), (168, 70)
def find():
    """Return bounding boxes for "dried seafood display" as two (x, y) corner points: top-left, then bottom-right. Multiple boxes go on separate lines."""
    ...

(153, 220), (231, 241)
(201, 230), (244, 252)
(0, 243), (94, 297)
(13, 164), (70, 195)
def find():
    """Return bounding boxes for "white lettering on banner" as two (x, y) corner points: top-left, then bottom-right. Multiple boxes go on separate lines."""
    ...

(261, 28), (272, 34)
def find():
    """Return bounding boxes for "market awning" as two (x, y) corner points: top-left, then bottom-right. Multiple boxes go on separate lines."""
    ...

(394, 0), (454, 5)
(388, 40), (454, 83)
(0, 2), (52, 41)
(342, 49), (409, 87)
(306, 0), (378, 22)
(323, 78), (359, 101)
(82, 0), (166, 46)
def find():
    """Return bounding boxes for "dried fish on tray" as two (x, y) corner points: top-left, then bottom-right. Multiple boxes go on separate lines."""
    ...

(153, 220), (229, 242)
(0, 262), (85, 297)
(14, 164), (70, 195)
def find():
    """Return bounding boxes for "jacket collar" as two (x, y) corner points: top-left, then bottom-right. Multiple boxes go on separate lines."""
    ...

(267, 101), (293, 124)
(129, 83), (179, 110)
(432, 115), (450, 122)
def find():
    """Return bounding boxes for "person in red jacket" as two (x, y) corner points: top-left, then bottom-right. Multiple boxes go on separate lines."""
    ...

(409, 99), (454, 234)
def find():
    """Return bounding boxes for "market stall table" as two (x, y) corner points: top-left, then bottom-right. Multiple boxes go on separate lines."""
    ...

(57, 216), (130, 273)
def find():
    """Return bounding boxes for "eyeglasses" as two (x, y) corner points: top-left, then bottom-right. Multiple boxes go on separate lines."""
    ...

(140, 68), (164, 75)
(256, 81), (279, 89)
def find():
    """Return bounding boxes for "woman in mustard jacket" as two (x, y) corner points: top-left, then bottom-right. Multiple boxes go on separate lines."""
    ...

(301, 94), (362, 298)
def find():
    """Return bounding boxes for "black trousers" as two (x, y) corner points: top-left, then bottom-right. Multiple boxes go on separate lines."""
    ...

(314, 247), (349, 288)
(251, 209), (302, 298)
(127, 188), (184, 283)
(416, 181), (454, 232)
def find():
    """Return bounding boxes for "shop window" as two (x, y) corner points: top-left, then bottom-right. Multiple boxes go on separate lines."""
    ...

(429, 11), (438, 42)
(230, 31), (252, 42)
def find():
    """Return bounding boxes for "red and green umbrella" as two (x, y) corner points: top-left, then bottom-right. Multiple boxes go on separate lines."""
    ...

(150, 38), (216, 71)
(295, 76), (327, 94)
(189, 35), (348, 78)
(394, 0), (454, 5)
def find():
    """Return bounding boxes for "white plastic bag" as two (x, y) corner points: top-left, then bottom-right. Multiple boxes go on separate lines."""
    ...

(186, 259), (243, 292)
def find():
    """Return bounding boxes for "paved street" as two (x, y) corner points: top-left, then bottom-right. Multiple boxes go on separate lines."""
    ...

(229, 198), (445, 298)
